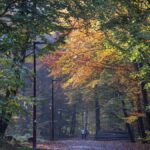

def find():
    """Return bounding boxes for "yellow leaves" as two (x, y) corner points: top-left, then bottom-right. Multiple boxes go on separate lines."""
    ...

(65, 28), (104, 50)
(63, 66), (94, 88)
(44, 18), (133, 89)
(125, 115), (138, 124)
(95, 49), (121, 64)
(125, 112), (145, 124)
(60, 48), (124, 88)
(90, 19), (100, 30)
(50, 26), (106, 88)
(86, 80), (100, 88)
(48, 27), (126, 88)
(145, 131), (150, 143)
(63, 78), (74, 88)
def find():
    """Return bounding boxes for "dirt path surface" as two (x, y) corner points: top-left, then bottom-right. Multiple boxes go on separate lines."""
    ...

(37, 140), (150, 150)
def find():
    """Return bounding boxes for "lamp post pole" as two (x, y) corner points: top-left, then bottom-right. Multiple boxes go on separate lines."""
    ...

(32, 41), (46, 150)
(33, 42), (37, 150)
(51, 79), (55, 140)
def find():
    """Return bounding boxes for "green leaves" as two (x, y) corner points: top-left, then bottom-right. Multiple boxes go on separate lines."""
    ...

(145, 83), (150, 90)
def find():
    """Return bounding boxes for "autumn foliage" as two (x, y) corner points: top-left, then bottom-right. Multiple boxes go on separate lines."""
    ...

(42, 24), (134, 88)
(42, 16), (149, 130)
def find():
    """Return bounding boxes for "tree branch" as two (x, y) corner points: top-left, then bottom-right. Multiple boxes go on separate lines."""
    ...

(0, 0), (18, 17)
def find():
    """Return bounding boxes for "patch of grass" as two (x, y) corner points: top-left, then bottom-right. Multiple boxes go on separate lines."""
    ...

(0, 144), (40, 150)
(0, 139), (42, 150)
(0, 141), (34, 150)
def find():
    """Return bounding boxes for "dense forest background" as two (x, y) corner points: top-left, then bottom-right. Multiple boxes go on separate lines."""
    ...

(6, 59), (127, 141)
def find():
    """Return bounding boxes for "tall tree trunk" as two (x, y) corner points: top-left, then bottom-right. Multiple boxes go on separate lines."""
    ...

(85, 110), (88, 131)
(70, 104), (77, 136)
(0, 110), (11, 137)
(136, 94), (146, 139)
(82, 111), (84, 128)
(0, 119), (8, 137)
(0, 90), (12, 138)
(94, 87), (100, 137)
(120, 97), (135, 142)
(141, 81), (150, 128)
(95, 99), (100, 136)
(134, 62), (150, 128)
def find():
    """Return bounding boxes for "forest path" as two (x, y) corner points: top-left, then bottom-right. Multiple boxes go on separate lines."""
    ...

(37, 140), (150, 150)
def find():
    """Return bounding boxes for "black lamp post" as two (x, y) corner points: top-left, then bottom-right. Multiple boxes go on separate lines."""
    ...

(51, 78), (59, 140)
(31, 33), (58, 148)
(32, 41), (46, 150)
(51, 79), (55, 141)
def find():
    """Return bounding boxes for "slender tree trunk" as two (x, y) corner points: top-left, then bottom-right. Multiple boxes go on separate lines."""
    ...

(94, 87), (100, 137)
(134, 62), (150, 128)
(70, 104), (77, 136)
(141, 81), (150, 128)
(85, 110), (88, 131)
(120, 97), (135, 142)
(0, 90), (12, 138)
(0, 110), (11, 137)
(136, 94), (146, 139)
(95, 99), (100, 136)
(0, 118), (8, 137)
(82, 111), (84, 128)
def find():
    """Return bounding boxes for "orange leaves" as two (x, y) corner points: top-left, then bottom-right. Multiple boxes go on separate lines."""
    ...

(125, 112), (145, 124)
(42, 51), (64, 68)
(42, 51), (65, 76)
(42, 19), (135, 89)
(66, 27), (103, 47)
(58, 29), (105, 87)
(125, 115), (139, 124)
(42, 25), (128, 88)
